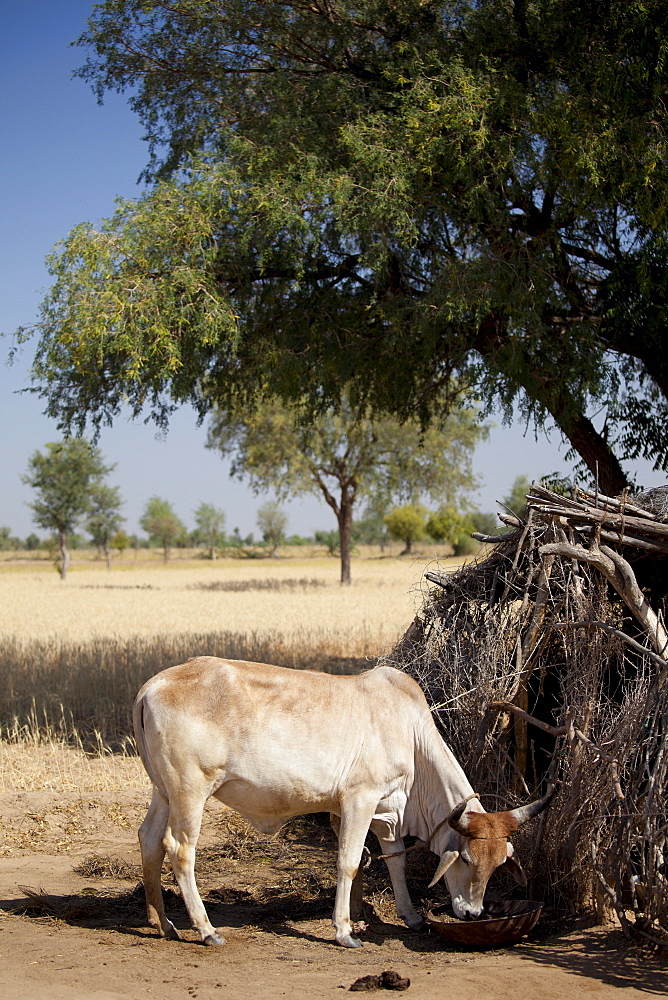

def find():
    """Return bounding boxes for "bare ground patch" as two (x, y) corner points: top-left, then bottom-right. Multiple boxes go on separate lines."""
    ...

(1, 768), (666, 1000)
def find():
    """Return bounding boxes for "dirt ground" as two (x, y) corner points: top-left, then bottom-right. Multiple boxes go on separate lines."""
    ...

(1, 786), (666, 1000)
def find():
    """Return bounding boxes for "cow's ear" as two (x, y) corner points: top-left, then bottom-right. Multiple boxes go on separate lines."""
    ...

(428, 850), (459, 888)
(504, 846), (527, 886)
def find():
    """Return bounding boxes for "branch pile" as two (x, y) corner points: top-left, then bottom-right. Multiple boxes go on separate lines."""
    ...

(385, 484), (668, 946)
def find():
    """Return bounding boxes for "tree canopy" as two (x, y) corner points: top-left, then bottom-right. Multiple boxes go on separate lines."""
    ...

(22, 439), (113, 579)
(87, 483), (125, 570)
(140, 496), (186, 560)
(206, 396), (484, 582)
(20, 1), (668, 492)
(193, 502), (226, 559)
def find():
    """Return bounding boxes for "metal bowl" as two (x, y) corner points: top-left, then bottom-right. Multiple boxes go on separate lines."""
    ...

(426, 900), (543, 948)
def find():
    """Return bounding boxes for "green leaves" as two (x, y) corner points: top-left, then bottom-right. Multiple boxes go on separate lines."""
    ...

(22, 439), (114, 536)
(20, 1), (668, 486)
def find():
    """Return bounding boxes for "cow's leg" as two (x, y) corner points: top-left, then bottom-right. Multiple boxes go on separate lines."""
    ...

(370, 820), (424, 931)
(164, 790), (225, 946)
(332, 798), (377, 948)
(330, 813), (364, 920)
(138, 787), (181, 940)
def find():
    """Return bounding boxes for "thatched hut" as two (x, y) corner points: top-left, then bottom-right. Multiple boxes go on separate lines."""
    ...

(385, 484), (668, 946)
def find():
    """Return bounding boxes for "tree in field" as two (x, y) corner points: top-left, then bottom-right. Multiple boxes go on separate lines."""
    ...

(22, 439), (112, 580)
(193, 502), (225, 560)
(140, 497), (186, 562)
(385, 505), (428, 556)
(256, 501), (288, 557)
(352, 511), (388, 551)
(0, 527), (21, 551)
(503, 476), (532, 520)
(427, 507), (476, 555)
(111, 529), (130, 557)
(207, 398), (484, 584)
(87, 483), (125, 570)
(315, 529), (340, 558)
(20, 1), (668, 493)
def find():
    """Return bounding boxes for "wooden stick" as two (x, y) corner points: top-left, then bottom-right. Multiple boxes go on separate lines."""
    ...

(539, 540), (668, 660)
(487, 701), (566, 736)
(583, 527), (668, 555)
(551, 620), (668, 669)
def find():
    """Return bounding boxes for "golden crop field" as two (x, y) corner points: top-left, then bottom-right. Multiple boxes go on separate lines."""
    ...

(0, 550), (463, 760)
(0, 551), (431, 647)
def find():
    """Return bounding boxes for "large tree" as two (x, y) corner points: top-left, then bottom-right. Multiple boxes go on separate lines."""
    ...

(20, 1), (668, 491)
(207, 398), (484, 583)
(22, 439), (113, 579)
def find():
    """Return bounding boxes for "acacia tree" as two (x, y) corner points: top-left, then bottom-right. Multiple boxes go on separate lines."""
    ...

(207, 399), (484, 584)
(256, 501), (288, 557)
(87, 483), (125, 570)
(19, 1), (668, 492)
(22, 439), (112, 580)
(385, 505), (428, 557)
(193, 502), (225, 559)
(140, 497), (186, 562)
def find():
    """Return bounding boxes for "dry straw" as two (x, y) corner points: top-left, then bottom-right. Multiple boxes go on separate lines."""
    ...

(385, 484), (668, 946)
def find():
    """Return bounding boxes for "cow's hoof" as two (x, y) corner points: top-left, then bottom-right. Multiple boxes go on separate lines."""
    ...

(403, 916), (425, 932)
(338, 934), (363, 948)
(164, 922), (182, 941)
(203, 933), (226, 946)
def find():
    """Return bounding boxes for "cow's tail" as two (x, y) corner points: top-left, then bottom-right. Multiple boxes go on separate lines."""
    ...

(133, 689), (168, 800)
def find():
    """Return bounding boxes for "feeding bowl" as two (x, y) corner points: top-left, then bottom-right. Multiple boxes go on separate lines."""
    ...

(426, 900), (543, 948)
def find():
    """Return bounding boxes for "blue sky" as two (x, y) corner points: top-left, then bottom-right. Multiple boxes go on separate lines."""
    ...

(1, 2), (664, 541)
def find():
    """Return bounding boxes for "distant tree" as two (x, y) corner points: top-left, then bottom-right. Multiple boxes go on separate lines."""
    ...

(24, 532), (41, 551)
(385, 505), (429, 556)
(470, 510), (500, 537)
(426, 507), (474, 551)
(352, 511), (388, 551)
(207, 397), (484, 584)
(503, 476), (532, 521)
(256, 501), (288, 557)
(0, 527), (21, 551)
(111, 529), (130, 557)
(140, 497), (186, 562)
(315, 529), (340, 557)
(193, 502), (226, 560)
(285, 534), (311, 546)
(87, 483), (124, 570)
(22, 439), (112, 580)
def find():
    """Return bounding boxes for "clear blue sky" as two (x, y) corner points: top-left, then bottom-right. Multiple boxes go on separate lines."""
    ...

(1, 2), (664, 540)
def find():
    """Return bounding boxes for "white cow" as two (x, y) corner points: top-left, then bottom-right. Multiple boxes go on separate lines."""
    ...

(133, 657), (552, 947)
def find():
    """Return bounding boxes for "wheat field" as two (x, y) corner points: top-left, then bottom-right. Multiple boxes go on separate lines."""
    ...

(0, 553), (428, 646)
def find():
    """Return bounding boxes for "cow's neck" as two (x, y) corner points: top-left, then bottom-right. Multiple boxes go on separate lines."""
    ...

(405, 723), (482, 848)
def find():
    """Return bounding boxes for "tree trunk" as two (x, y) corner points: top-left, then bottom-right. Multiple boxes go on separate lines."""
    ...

(561, 413), (627, 495)
(474, 315), (629, 495)
(104, 540), (111, 572)
(59, 529), (69, 581)
(163, 544), (170, 563)
(400, 537), (413, 556)
(338, 496), (354, 585)
(210, 545), (216, 561)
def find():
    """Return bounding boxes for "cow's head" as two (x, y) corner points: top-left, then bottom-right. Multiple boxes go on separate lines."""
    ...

(429, 787), (555, 918)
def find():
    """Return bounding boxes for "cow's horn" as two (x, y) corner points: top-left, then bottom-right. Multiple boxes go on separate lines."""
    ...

(428, 850), (459, 888)
(447, 798), (473, 836)
(507, 784), (556, 827)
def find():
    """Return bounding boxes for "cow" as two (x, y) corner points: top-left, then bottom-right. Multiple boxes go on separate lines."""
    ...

(133, 657), (553, 947)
